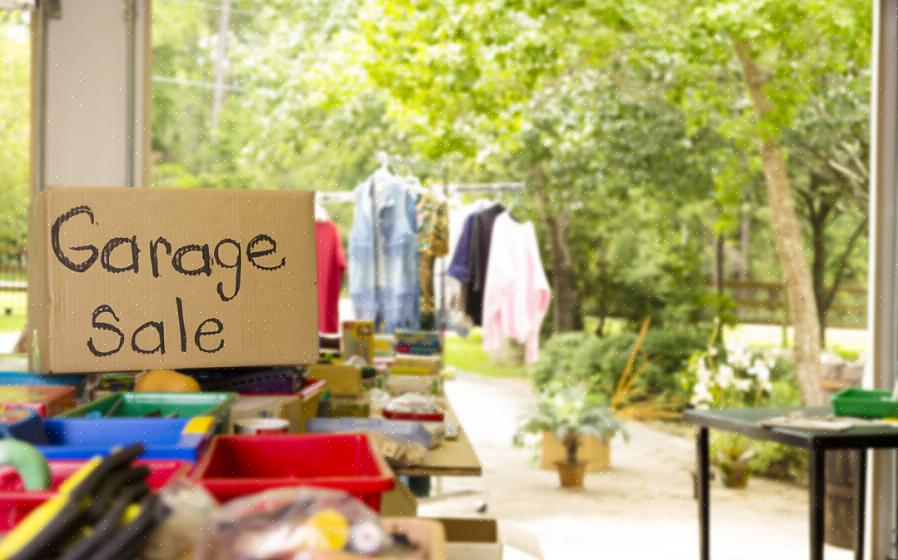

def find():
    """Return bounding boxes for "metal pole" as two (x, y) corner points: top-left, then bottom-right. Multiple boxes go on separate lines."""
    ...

(870, 2), (898, 557)
(32, 0), (49, 193)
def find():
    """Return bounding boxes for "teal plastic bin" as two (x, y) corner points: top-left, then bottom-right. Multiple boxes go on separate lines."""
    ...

(59, 392), (235, 433)
(831, 387), (898, 418)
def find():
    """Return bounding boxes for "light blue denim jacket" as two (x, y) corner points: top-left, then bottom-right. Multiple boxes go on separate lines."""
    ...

(349, 172), (420, 332)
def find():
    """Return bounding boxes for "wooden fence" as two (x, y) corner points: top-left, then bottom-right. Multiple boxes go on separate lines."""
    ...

(722, 279), (867, 329)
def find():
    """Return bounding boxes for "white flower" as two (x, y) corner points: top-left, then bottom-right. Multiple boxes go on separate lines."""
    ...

(716, 365), (735, 389)
(696, 358), (712, 383)
(691, 382), (712, 409)
(726, 342), (751, 370)
(733, 378), (752, 392)
(748, 359), (771, 383)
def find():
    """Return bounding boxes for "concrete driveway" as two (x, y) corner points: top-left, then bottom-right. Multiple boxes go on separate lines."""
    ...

(420, 371), (853, 559)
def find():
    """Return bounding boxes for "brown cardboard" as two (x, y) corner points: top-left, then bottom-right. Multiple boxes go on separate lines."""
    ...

(228, 394), (302, 433)
(28, 187), (318, 373)
(435, 518), (544, 560)
(306, 363), (363, 395)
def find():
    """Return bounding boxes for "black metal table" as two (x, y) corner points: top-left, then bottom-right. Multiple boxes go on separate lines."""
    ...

(683, 407), (898, 560)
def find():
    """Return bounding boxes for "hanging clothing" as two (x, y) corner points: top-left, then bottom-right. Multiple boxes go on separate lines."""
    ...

(417, 191), (449, 326)
(447, 212), (476, 283)
(315, 219), (346, 334)
(465, 203), (505, 326)
(482, 212), (551, 364)
(348, 172), (420, 332)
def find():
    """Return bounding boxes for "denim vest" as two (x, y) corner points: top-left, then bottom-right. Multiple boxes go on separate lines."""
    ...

(348, 172), (420, 332)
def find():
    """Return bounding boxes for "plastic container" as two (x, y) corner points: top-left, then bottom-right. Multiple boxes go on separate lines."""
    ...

(0, 459), (188, 531)
(832, 387), (898, 418)
(0, 409), (47, 445)
(306, 417), (435, 448)
(36, 417), (214, 461)
(59, 392), (235, 433)
(194, 434), (395, 510)
(0, 371), (89, 399)
(183, 367), (301, 394)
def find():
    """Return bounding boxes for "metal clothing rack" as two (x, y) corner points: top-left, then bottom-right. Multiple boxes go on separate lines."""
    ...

(316, 176), (526, 334)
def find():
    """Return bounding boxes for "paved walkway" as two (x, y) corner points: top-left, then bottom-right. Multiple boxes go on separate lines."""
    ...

(419, 372), (853, 559)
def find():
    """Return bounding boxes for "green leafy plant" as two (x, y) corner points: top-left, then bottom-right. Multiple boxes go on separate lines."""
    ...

(514, 384), (626, 465)
(713, 432), (756, 489)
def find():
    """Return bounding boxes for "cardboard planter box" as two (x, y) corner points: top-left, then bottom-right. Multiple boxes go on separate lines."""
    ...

(28, 187), (318, 373)
(540, 431), (610, 473)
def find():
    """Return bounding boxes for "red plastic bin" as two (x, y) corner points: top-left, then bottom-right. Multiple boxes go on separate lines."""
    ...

(0, 459), (189, 531)
(194, 433), (395, 511)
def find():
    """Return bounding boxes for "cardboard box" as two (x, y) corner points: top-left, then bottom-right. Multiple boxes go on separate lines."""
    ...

(380, 480), (418, 517)
(28, 187), (318, 373)
(394, 330), (442, 356)
(228, 394), (302, 433)
(306, 363), (363, 396)
(342, 321), (374, 363)
(436, 518), (543, 560)
(0, 386), (76, 417)
(539, 431), (610, 472)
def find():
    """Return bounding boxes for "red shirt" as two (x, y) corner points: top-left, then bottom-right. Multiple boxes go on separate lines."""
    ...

(316, 220), (346, 334)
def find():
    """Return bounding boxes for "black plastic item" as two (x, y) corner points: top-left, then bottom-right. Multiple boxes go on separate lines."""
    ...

(180, 366), (303, 394)
(57, 482), (150, 560)
(8, 444), (146, 560)
(90, 494), (169, 560)
(86, 465), (150, 521)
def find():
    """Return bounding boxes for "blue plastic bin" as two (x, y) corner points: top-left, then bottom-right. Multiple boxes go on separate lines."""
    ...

(0, 371), (89, 399)
(37, 417), (213, 461)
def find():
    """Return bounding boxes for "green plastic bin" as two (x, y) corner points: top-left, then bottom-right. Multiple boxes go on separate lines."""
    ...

(831, 387), (898, 419)
(59, 392), (236, 433)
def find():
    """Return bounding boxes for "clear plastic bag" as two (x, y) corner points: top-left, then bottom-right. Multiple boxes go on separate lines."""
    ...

(195, 488), (430, 560)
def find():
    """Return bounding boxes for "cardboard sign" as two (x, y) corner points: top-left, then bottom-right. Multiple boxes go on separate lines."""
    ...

(28, 187), (318, 373)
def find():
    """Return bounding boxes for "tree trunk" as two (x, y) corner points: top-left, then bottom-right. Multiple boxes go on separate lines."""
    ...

(532, 166), (581, 333)
(809, 207), (828, 345)
(733, 42), (823, 406)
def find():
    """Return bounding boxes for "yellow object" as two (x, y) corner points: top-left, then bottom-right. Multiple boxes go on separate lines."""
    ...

(0, 459), (101, 559)
(135, 370), (201, 393)
(307, 508), (350, 551)
(183, 416), (214, 435)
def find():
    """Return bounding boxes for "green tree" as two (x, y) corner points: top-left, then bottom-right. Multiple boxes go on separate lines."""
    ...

(0, 12), (30, 265)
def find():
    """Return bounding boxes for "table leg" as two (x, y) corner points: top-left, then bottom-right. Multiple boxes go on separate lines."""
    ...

(810, 448), (825, 560)
(697, 427), (710, 560)
(855, 449), (866, 560)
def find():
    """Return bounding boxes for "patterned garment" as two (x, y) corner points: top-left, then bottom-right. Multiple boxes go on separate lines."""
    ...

(416, 191), (449, 323)
(416, 191), (449, 257)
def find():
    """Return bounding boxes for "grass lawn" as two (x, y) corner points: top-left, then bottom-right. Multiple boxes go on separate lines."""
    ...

(444, 330), (527, 378)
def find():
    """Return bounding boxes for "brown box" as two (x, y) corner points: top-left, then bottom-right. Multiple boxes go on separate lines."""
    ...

(228, 394), (302, 433)
(539, 431), (610, 472)
(435, 518), (543, 560)
(28, 187), (318, 373)
(0, 386), (76, 417)
(306, 363), (363, 396)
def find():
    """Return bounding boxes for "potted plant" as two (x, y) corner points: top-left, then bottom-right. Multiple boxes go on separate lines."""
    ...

(515, 385), (625, 489)
(713, 433), (756, 489)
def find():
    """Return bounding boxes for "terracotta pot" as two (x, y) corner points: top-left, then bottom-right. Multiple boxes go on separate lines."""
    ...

(720, 461), (750, 489)
(555, 460), (587, 489)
